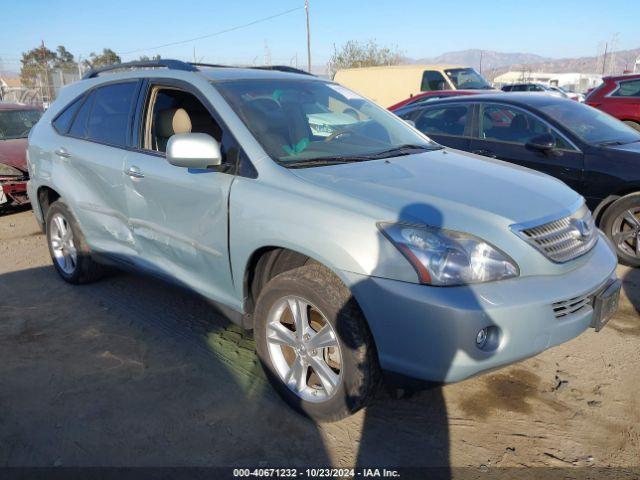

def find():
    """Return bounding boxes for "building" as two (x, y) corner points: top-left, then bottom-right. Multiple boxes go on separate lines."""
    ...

(492, 71), (603, 93)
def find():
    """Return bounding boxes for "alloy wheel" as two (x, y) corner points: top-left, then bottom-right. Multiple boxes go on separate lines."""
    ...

(265, 295), (343, 403)
(611, 208), (640, 258)
(49, 213), (78, 274)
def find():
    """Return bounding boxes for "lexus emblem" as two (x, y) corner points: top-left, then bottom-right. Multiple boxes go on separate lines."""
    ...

(569, 218), (591, 240)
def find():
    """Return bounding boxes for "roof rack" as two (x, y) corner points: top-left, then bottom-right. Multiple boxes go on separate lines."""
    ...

(82, 59), (314, 80)
(82, 59), (197, 79)
(188, 62), (313, 76)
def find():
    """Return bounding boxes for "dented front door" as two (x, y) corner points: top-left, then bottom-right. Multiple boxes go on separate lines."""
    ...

(122, 149), (238, 309)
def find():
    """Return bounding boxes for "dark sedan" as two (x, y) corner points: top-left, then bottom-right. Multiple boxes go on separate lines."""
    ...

(395, 93), (640, 266)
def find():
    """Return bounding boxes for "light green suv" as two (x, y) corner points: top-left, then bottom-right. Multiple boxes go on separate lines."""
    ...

(27, 60), (619, 421)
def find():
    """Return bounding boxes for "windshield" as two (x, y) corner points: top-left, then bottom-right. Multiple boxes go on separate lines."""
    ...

(215, 79), (439, 166)
(538, 100), (640, 145)
(0, 109), (42, 140)
(444, 68), (492, 90)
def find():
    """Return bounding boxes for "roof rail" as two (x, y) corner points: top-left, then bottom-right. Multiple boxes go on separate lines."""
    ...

(82, 59), (198, 79)
(189, 62), (314, 76)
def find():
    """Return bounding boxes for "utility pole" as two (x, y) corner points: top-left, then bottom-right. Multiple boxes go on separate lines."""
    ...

(305, 0), (311, 73)
(601, 42), (608, 76)
(479, 50), (483, 74)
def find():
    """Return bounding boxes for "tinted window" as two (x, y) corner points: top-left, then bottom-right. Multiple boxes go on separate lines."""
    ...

(69, 92), (95, 138)
(613, 79), (640, 97)
(86, 82), (137, 147)
(479, 104), (572, 149)
(538, 99), (640, 145)
(53, 97), (82, 134)
(420, 71), (449, 91)
(414, 105), (470, 136)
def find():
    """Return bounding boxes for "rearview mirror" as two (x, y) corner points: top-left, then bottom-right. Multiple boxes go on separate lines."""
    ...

(166, 133), (222, 169)
(525, 133), (556, 153)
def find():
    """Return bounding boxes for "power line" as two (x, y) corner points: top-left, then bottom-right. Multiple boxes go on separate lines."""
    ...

(118, 5), (304, 56)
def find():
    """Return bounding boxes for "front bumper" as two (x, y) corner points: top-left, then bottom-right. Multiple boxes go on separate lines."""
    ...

(344, 235), (618, 383)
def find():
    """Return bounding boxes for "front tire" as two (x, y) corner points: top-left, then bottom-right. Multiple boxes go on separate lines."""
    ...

(46, 200), (105, 284)
(601, 193), (640, 267)
(254, 264), (380, 422)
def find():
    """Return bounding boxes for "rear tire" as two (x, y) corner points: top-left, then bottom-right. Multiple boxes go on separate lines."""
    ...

(46, 200), (106, 284)
(254, 264), (380, 422)
(623, 120), (640, 132)
(601, 193), (640, 267)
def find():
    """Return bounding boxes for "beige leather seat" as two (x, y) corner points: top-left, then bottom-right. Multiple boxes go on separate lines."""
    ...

(155, 108), (192, 152)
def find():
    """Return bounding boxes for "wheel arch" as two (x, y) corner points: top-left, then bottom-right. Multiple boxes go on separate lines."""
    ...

(242, 246), (365, 328)
(594, 186), (640, 225)
(36, 185), (62, 231)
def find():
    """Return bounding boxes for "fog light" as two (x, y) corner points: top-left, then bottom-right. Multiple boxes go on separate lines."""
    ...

(476, 328), (488, 348)
(475, 326), (501, 352)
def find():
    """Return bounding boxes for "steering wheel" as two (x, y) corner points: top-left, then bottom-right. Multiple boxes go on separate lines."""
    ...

(324, 129), (353, 142)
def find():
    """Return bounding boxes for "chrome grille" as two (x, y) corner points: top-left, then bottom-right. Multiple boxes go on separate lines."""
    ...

(553, 293), (593, 319)
(512, 203), (598, 263)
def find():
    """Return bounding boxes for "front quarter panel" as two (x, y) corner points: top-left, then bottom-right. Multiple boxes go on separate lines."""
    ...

(229, 171), (419, 304)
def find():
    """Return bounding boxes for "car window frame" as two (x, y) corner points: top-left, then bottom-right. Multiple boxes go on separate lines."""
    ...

(132, 77), (256, 178)
(52, 79), (142, 150)
(472, 101), (581, 153)
(409, 102), (474, 139)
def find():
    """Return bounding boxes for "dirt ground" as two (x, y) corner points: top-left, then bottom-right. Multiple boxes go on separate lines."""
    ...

(1, 208), (639, 471)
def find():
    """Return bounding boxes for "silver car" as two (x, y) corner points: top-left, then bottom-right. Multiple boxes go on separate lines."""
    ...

(27, 60), (620, 421)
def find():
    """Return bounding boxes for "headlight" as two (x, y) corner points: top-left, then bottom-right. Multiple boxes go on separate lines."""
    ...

(0, 163), (23, 177)
(379, 222), (519, 286)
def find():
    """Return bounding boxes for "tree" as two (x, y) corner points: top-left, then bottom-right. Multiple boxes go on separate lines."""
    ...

(327, 40), (404, 77)
(53, 45), (77, 73)
(138, 54), (161, 62)
(83, 49), (121, 69)
(19, 45), (57, 89)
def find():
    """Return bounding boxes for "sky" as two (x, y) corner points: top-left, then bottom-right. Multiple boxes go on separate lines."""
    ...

(1, 0), (639, 73)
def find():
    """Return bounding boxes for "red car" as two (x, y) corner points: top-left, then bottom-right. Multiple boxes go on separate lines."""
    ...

(586, 74), (640, 132)
(0, 103), (42, 210)
(388, 89), (485, 112)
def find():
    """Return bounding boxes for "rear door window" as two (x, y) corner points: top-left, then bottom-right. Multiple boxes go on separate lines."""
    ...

(420, 71), (449, 91)
(86, 82), (138, 147)
(613, 79), (640, 97)
(413, 105), (470, 136)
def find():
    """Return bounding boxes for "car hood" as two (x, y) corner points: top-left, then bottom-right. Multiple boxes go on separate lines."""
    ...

(291, 148), (581, 228)
(0, 138), (28, 172)
(605, 141), (640, 155)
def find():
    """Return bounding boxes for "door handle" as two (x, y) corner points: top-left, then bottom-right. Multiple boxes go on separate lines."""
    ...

(125, 166), (145, 179)
(472, 149), (497, 159)
(54, 148), (71, 158)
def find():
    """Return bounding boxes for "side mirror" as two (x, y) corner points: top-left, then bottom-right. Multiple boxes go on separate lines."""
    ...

(166, 133), (222, 169)
(525, 133), (556, 153)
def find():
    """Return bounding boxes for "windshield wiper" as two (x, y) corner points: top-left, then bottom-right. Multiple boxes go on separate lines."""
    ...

(596, 140), (634, 147)
(283, 144), (437, 168)
(369, 144), (440, 158)
(283, 158), (355, 169)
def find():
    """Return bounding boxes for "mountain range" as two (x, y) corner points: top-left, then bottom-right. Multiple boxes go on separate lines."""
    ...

(413, 48), (640, 80)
